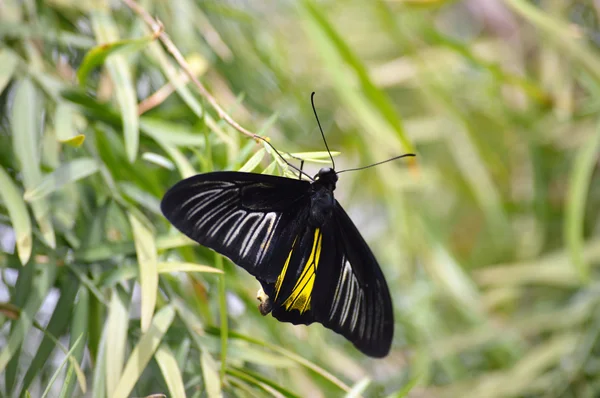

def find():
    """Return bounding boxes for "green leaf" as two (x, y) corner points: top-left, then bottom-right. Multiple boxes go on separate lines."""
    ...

(0, 263), (57, 373)
(20, 277), (79, 394)
(128, 212), (158, 332)
(59, 287), (90, 398)
(238, 148), (266, 172)
(112, 306), (176, 398)
(0, 166), (32, 264)
(0, 48), (18, 95)
(55, 103), (86, 146)
(105, 288), (130, 397)
(40, 335), (84, 398)
(155, 344), (187, 398)
(24, 158), (100, 201)
(345, 377), (370, 398)
(201, 351), (223, 398)
(302, 1), (414, 153)
(157, 261), (223, 274)
(140, 118), (207, 147)
(565, 120), (600, 282)
(78, 31), (158, 86)
(11, 78), (55, 248)
(90, 9), (139, 163)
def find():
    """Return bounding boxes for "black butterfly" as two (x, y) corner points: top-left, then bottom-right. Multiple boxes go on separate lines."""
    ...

(161, 93), (414, 357)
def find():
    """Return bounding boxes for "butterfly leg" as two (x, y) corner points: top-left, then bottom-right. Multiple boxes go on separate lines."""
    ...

(257, 288), (273, 315)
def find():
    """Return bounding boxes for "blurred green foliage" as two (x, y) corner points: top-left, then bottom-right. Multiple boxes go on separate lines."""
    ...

(1, 0), (600, 397)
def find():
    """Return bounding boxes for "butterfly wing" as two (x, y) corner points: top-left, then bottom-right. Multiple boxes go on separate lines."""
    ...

(260, 201), (393, 357)
(160, 172), (312, 282)
(261, 222), (336, 325)
(313, 202), (394, 358)
(162, 172), (393, 357)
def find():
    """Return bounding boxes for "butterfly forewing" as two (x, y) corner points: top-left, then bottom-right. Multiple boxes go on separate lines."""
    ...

(160, 172), (311, 282)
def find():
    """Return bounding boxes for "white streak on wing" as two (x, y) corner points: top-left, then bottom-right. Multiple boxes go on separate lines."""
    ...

(180, 188), (222, 209)
(224, 210), (250, 245)
(239, 214), (265, 258)
(338, 262), (354, 327)
(349, 279), (361, 332)
(225, 212), (261, 248)
(248, 212), (276, 261)
(257, 214), (280, 264)
(193, 194), (238, 231)
(186, 189), (231, 219)
(329, 257), (347, 320)
(209, 209), (246, 238)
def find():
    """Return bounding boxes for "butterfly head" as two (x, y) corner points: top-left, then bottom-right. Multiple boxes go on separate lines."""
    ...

(314, 167), (338, 190)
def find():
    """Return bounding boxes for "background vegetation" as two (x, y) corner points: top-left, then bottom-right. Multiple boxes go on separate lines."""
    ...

(1, 0), (600, 397)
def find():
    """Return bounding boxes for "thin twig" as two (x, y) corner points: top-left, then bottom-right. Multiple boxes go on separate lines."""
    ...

(121, 0), (314, 180)
(122, 0), (256, 139)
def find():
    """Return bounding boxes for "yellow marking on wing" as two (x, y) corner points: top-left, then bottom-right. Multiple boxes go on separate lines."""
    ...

(282, 228), (322, 313)
(274, 237), (297, 300)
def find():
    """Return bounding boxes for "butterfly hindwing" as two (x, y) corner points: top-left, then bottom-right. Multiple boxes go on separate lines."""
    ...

(260, 205), (393, 357)
(261, 222), (335, 325)
(160, 172), (311, 282)
(314, 202), (394, 358)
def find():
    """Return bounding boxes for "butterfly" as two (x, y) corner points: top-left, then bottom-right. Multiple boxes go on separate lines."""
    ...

(160, 93), (415, 357)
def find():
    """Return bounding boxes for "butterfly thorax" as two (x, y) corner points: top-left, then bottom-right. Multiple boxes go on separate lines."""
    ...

(309, 168), (338, 226)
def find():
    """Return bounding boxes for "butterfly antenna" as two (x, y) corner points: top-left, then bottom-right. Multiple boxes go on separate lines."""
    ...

(336, 153), (416, 174)
(311, 92), (335, 170)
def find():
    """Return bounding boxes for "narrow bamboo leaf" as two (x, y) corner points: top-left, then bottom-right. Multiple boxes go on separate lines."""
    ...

(214, 254), (228, 381)
(40, 335), (84, 398)
(91, 323), (108, 398)
(55, 103), (85, 146)
(261, 160), (277, 175)
(59, 286), (90, 398)
(160, 143), (196, 179)
(226, 367), (300, 398)
(112, 306), (176, 398)
(0, 263), (57, 373)
(201, 351), (223, 398)
(105, 288), (130, 397)
(302, 1), (414, 153)
(128, 212), (158, 332)
(140, 118), (206, 147)
(0, 48), (18, 95)
(24, 158), (100, 201)
(119, 183), (161, 215)
(345, 378), (371, 398)
(74, 233), (195, 262)
(20, 277), (79, 394)
(285, 151), (341, 160)
(142, 152), (175, 170)
(90, 10), (139, 163)
(387, 374), (420, 398)
(238, 148), (265, 172)
(157, 262), (223, 274)
(430, 246), (482, 316)
(504, 0), (600, 84)
(11, 78), (55, 247)
(155, 344), (186, 398)
(565, 121), (600, 281)
(208, 328), (351, 393)
(0, 166), (32, 264)
(78, 32), (158, 86)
